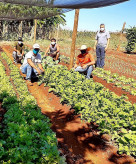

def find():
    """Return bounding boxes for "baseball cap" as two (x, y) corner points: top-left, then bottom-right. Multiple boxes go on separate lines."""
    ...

(33, 43), (40, 49)
(80, 45), (87, 50)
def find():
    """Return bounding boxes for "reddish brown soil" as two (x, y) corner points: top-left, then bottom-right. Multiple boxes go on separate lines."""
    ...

(1, 44), (136, 164)
(108, 50), (136, 65)
(93, 76), (136, 104)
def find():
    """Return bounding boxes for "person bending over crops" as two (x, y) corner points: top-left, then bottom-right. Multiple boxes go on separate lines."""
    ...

(13, 37), (25, 64)
(94, 24), (110, 68)
(45, 38), (60, 61)
(21, 44), (44, 86)
(74, 45), (95, 79)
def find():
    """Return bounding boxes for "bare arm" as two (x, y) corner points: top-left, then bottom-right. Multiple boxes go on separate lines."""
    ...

(44, 46), (50, 56)
(22, 50), (24, 56)
(37, 63), (44, 72)
(94, 40), (98, 51)
(27, 59), (41, 74)
(105, 38), (110, 51)
(56, 44), (60, 53)
(55, 45), (60, 60)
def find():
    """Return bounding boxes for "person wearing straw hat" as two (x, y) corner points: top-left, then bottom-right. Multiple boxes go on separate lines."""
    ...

(13, 37), (25, 64)
(21, 43), (44, 86)
(74, 45), (95, 79)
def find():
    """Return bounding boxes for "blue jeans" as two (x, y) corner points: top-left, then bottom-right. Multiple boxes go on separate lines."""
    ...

(75, 65), (93, 79)
(21, 64), (38, 81)
(96, 45), (105, 68)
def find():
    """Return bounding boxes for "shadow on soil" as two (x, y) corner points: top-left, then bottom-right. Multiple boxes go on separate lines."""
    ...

(44, 108), (134, 164)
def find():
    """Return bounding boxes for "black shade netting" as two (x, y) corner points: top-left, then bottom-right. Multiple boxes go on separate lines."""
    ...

(0, 0), (129, 20)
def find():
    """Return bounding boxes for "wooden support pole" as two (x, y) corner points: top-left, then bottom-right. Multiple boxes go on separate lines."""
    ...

(69, 9), (80, 70)
(117, 22), (126, 51)
(34, 19), (37, 43)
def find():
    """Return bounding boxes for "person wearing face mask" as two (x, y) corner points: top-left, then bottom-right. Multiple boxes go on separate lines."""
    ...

(94, 24), (110, 68)
(13, 37), (25, 64)
(45, 38), (60, 61)
(21, 43), (44, 86)
(74, 45), (95, 79)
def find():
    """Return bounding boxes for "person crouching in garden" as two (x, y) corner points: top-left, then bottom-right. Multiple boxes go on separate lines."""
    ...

(45, 38), (60, 61)
(74, 45), (95, 79)
(21, 43), (44, 86)
(13, 37), (25, 64)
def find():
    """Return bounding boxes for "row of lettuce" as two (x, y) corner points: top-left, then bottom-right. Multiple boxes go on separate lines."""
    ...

(39, 56), (136, 157)
(45, 50), (136, 96)
(0, 53), (66, 164)
(92, 68), (136, 96)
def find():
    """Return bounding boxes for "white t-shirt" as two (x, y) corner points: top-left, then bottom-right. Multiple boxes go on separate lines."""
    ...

(22, 51), (41, 66)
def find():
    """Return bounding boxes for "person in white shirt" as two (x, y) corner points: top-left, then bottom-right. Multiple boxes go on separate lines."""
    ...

(21, 43), (44, 85)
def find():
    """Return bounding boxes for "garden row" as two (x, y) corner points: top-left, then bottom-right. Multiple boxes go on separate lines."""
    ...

(57, 53), (136, 95)
(92, 67), (136, 95)
(39, 56), (136, 157)
(0, 53), (65, 164)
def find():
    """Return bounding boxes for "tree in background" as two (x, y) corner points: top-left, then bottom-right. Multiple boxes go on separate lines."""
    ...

(126, 27), (136, 53)
(37, 14), (66, 39)
(0, 2), (66, 40)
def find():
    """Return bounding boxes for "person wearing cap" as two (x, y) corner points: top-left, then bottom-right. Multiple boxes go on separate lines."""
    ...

(74, 45), (95, 79)
(13, 37), (25, 63)
(21, 43), (44, 85)
(45, 38), (60, 60)
(94, 24), (110, 68)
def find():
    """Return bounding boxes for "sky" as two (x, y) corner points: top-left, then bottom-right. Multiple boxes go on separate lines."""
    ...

(62, 0), (136, 32)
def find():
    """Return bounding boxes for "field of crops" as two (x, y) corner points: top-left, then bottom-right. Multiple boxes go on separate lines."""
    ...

(0, 51), (66, 163)
(0, 42), (136, 163)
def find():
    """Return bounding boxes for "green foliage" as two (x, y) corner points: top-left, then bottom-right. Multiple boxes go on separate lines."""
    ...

(0, 54), (66, 163)
(92, 67), (136, 94)
(38, 56), (136, 157)
(0, 2), (65, 20)
(126, 27), (136, 53)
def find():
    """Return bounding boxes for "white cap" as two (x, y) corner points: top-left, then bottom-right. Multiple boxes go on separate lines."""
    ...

(33, 43), (40, 49)
(80, 45), (87, 50)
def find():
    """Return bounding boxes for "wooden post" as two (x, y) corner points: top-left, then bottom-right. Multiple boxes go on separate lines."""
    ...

(69, 9), (80, 69)
(117, 22), (126, 51)
(34, 19), (37, 43)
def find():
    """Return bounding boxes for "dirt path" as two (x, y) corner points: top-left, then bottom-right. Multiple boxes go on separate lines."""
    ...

(93, 76), (136, 104)
(1, 45), (135, 164)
